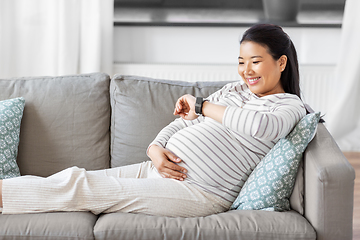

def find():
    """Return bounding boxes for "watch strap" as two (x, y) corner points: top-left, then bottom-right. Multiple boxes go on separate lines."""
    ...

(195, 97), (204, 116)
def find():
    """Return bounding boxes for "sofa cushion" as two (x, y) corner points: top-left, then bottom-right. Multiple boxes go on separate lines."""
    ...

(93, 210), (316, 240)
(0, 73), (110, 177)
(231, 112), (320, 212)
(0, 212), (97, 240)
(0, 97), (25, 179)
(110, 75), (231, 167)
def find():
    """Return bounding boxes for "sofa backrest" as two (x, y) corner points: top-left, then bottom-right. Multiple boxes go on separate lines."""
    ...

(0, 73), (111, 177)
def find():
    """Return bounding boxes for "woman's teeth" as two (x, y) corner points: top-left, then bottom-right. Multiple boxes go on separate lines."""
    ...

(248, 77), (260, 83)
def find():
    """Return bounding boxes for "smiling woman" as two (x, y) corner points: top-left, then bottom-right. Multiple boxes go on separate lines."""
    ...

(238, 24), (301, 99)
(238, 41), (286, 97)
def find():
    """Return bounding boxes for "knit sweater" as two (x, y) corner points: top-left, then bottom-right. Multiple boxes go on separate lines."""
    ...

(150, 82), (306, 205)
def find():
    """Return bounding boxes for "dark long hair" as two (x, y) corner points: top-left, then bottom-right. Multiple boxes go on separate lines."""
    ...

(240, 24), (301, 99)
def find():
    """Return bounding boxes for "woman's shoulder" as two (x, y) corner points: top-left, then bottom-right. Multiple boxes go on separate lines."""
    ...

(256, 92), (305, 109)
(222, 81), (251, 94)
(208, 81), (248, 98)
(263, 93), (306, 115)
(264, 92), (303, 103)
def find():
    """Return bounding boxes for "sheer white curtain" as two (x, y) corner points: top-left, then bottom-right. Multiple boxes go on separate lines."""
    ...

(0, 0), (113, 78)
(326, 0), (360, 151)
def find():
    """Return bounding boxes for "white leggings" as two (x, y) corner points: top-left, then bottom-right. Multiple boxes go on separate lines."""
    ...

(2, 161), (229, 217)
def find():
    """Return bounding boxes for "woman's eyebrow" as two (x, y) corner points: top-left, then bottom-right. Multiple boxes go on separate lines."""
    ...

(238, 56), (263, 59)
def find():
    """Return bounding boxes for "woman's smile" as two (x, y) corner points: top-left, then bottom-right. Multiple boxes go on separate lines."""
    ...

(247, 77), (261, 85)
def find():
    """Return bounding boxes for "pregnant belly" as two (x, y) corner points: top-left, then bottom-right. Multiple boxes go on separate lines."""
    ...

(166, 124), (214, 166)
(165, 123), (243, 184)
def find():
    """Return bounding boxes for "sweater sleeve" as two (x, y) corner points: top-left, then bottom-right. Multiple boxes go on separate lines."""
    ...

(222, 95), (306, 141)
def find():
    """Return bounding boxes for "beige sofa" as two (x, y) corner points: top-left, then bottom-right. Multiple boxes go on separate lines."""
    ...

(0, 73), (355, 240)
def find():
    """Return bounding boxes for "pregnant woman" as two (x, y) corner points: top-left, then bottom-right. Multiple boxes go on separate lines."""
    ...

(0, 24), (305, 217)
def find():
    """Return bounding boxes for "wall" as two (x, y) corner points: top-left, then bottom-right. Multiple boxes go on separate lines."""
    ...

(113, 26), (341, 65)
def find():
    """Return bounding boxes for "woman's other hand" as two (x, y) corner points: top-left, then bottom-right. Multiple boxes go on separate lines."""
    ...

(147, 145), (187, 181)
(173, 94), (198, 120)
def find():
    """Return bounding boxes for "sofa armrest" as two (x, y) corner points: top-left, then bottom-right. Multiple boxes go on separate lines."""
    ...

(304, 123), (355, 240)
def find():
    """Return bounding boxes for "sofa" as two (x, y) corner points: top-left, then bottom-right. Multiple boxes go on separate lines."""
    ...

(0, 72), (355, 240)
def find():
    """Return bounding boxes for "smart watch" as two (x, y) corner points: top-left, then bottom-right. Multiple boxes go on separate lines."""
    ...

(195, 97), (207, 116)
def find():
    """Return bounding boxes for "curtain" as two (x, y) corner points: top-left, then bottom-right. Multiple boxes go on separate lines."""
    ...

(0, 0), (113, 78)
(326, 0), (360, 151)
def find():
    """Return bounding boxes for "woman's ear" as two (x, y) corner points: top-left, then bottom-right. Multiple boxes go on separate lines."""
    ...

(279, 55), (287, 72)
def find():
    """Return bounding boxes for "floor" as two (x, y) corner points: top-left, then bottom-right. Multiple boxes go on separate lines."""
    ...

(344, 152), (360, 240)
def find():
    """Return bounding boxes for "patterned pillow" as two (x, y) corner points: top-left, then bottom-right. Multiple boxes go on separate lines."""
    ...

(0, 97), (25, 179)
(231, 112), (321, 211)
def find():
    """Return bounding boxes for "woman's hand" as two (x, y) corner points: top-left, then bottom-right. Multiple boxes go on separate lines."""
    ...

(174, 94), (227, 124)
(173, 94), (198, 120)
(147, 145), (187, 181)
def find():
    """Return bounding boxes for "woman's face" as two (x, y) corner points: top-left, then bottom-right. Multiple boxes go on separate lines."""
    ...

(238, 41), (287, 97)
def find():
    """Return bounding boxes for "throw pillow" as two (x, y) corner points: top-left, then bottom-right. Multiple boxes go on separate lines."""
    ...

(231, 112), (321, 211)
(0, 97), (25, 179)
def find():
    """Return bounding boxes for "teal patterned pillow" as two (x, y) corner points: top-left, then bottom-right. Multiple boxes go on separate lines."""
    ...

(0, 97), (25, 179)
(231, 112), (321, 211)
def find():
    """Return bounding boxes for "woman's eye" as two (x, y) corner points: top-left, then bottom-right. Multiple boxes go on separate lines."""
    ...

(253, 61), (260, 64)
(238, 62), (244, 65)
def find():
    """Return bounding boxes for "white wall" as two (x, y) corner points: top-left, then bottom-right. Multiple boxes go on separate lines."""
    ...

(113, 26), (341, 65)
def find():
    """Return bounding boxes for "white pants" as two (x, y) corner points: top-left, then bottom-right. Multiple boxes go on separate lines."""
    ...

(2, 161), (229, 217)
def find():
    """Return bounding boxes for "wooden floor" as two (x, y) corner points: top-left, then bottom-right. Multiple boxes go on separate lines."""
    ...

(344, 152), (360, 240)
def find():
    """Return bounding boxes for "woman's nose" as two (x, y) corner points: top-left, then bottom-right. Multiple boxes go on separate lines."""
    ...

(244, 65), (253, 75)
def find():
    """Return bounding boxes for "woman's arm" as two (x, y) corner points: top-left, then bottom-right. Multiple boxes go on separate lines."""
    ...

(174, 94), (306, 142)
(222, 97), (306, 141)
